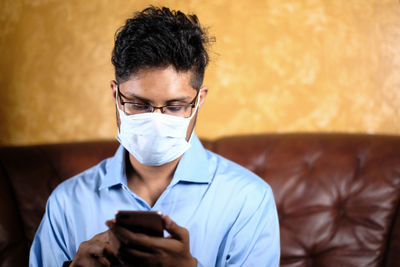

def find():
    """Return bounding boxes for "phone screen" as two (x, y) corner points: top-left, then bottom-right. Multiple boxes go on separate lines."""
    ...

(115, 210), (164, 237)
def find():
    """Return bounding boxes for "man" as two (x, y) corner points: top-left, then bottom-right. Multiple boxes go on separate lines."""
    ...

(29, 6), (280, 267)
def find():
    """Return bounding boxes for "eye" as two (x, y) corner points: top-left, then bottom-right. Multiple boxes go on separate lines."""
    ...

(166, 105), (184, 112)
(129, 103), (151, 111)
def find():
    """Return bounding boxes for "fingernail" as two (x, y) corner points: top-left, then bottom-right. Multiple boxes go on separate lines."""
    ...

(164, 216), (171, 227)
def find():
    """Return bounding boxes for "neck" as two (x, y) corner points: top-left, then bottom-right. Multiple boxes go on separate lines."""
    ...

(125, 152), (180, 207)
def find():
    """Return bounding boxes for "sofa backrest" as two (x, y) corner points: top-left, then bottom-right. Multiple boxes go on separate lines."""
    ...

(1, 134), (400, 266)
(211, 134), (400, 266)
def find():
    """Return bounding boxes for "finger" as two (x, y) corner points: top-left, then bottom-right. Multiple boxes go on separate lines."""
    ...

(105, 219), (116, 228)
(71, 257), (105, 267)
(84, 240), (108, 257)
(102, 243), (121, 265)
(93, 230), (119, 254)
(106, 220), (125, 247)
(163, 216), (189, 242)
(86, 238), (119, 263)
(110, 222), (157, 251)
(109, 219), (183, 253)
(73, 243), (110, 267)
(105, 228), (121, 255)
(97, 256), (111, 267)
(119, 244), (153, 259)
(92, 230), (111, 243)
(118, 245), (161, 267)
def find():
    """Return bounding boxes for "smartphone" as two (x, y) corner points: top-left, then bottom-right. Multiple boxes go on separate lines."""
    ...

(115, 210), (164, 237)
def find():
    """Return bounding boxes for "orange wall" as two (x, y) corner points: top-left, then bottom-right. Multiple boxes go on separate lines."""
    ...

(1, 0), (400, 145)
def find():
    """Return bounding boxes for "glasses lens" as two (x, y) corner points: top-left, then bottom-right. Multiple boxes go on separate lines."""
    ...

(164, 105), (194, 117)
(120, 89), (198, 118)
(124, 103), (151, 115)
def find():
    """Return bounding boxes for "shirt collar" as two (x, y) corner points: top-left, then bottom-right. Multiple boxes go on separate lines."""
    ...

(99, 145), (127, 190)
(99, 134), (211, 190)
(171, 134), (211, 184)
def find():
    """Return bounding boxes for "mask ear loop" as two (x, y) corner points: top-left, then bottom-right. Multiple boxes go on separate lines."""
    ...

(115, 84), (125, 134)
(115, 84), (122, 111)
(115, 84), (130, 119)
(186, 89), (202, 143)
(187, 88), (202, 119)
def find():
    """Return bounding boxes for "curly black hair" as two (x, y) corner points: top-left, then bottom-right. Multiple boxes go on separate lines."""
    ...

(111, 6), (213, 90)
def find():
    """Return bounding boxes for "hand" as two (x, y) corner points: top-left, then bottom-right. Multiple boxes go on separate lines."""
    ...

(106, 216), (197, 267)
(70, 230), (121, 267)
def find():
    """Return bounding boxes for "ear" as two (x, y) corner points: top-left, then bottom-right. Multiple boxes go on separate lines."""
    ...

(111, 80), (121, 130)
(198, 86), (208, 110)
(110, 80), (118, 102)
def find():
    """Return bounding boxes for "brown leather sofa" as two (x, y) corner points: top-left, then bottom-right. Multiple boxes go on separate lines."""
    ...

(1, 134), (400, 266)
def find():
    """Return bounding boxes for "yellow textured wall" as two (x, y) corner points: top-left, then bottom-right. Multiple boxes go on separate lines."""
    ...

(1, 0), (400, 145)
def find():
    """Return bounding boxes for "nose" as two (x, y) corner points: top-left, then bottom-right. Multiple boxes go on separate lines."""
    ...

(152, 106), (164, 114)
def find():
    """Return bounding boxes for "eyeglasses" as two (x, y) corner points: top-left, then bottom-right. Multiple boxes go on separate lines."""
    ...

(117, 85), (199, 118)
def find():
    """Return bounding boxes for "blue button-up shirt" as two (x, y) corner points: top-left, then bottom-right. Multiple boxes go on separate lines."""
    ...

(29, 135), (280, 266)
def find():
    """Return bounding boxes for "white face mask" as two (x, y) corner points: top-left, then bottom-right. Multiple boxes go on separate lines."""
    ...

(116, 90), (200, 166)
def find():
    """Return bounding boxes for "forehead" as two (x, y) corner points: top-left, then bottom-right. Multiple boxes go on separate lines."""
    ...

(119, 66), (197, 100)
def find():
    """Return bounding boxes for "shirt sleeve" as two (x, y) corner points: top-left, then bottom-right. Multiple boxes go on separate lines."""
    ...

(224, 185), (280, 267)
(29, 191), (72, 267)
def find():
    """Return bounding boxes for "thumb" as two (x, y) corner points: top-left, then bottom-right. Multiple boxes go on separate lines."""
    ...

(163, 216), (189, 242)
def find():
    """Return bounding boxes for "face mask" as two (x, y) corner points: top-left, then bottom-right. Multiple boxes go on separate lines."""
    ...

(116, 90), (200, 166)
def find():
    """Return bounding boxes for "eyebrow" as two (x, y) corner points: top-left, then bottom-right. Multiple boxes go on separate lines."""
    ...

(121, 91), (193, 103)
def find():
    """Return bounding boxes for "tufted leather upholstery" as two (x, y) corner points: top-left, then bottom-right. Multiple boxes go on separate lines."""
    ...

(1, 134), (400, 266)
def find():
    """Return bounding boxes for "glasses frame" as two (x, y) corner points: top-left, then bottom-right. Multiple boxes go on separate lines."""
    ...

(117, 85), (200, 118)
